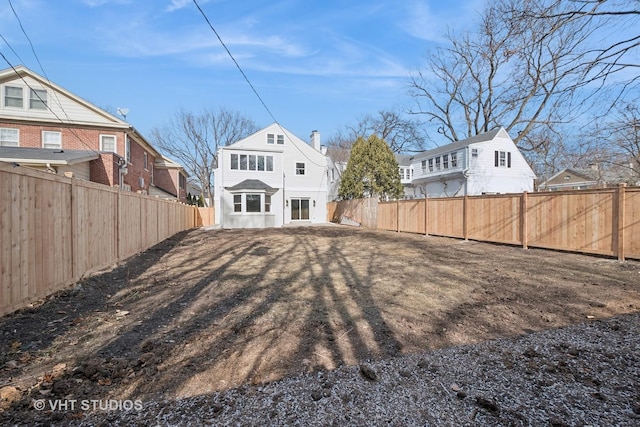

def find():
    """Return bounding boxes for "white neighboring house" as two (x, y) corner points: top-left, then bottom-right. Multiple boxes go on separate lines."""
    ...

(214, 123), (328, 228)
(408, 127), (536, 197)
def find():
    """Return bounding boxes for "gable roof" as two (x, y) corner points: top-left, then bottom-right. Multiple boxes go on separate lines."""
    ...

(412, 127), (507, 161)
(0, 147), (99, 165)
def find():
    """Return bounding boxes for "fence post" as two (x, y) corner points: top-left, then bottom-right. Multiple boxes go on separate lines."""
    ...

(70, 176), (78, 281)
(521, 191), (528, 249)
(463, 195), (469, 241)
(424, 195), (429, 236)
(396, 199), (400, 232)
(116, 190), (121, 261)
(616, 183), (626, 261)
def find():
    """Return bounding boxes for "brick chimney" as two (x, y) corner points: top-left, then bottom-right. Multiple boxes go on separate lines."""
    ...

(310, 130), (321, 151)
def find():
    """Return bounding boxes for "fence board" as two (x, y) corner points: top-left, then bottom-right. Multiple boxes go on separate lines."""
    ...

(0, 162), (198, 316)
(330, 186), (639, 261)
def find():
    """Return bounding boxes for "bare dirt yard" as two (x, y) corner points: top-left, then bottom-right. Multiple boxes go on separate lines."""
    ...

(1, 225), (639, 424)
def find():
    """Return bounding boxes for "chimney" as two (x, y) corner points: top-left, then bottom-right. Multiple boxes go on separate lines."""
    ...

(310, 130), (320, 151)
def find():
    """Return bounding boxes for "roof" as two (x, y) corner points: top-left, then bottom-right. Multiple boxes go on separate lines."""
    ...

(395, 154), (413, 166)
(0, 147), (99, 165)
(155, 155), (189, 177)
(412, 127), (506, 161)
(225, 179), (276, 192)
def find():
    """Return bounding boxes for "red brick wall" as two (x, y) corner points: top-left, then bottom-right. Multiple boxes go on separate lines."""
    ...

(124, 139), (154, 194)
(154, 168), (178, 197)
(90, 152), (120, 186)
(0, 121), (127, 154)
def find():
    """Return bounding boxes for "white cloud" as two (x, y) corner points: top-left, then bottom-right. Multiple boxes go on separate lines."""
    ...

(166, 0), (191, 12)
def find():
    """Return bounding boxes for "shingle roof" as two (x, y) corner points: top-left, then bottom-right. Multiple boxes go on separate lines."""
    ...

(412, 128), (504, 160)
(0, 147), (99, 165)
(225, 179), (276, 191)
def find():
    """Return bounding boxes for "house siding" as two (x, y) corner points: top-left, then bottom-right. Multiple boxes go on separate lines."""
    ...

(215, 124), (328, 228)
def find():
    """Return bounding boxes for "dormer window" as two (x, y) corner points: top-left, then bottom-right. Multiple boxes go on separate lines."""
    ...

(4, 86), (23, 108)
(29, 88), (47, 110)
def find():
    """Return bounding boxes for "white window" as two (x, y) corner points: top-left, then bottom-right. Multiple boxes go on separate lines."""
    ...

(29, 88), (47, 110)
(125, 137), (131, 163)
(144, 152), (148, 170)
(267, 134), (274, 144)
(4, 86), (23, 108)
(435, 157), (441, 170)
(246, 194), (261, 212)
(230, 153), (273, 171)
(100, 134), (116, 152)
(471, 148), (478, 157)
(451, 152), (458, 168)
(428, 158), (433, 172)
(42, 131), (62, 149)
(296, 162), (305, 175)
(0, 128), (19, 147)
(277, 134), (284, 145)
(443, 154), (449, 169)
(234, 194), (242, 212)
(421, 160), (427, 173)
(265, 195), (271, 213)
(495, 150), (511, 168)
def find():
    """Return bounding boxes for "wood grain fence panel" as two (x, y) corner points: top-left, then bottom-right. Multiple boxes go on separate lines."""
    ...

(398, 200), (425, 234)
(624, 188), (640, 259)
(377, 202), (397, 231)
(467, 195), (521, 244)
(428, 198), (464, 237)
(527, 191), (615, 256)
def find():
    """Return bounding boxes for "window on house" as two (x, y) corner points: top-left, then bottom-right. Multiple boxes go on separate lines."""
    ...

(428, 158), (434, 172)
(29, 88), (47, 110)
(451, 152), (458, 168)
(249, 155), (256, 170)
(435, 157), (441, 170)
(472, 148), (478, 157)
(234, 194), (242, 212)
(265, 195), (271, 212)
(277, 134), (284, 144)
(42, 131), (61, 149)
(125, 138), (131, 163)
(421, 160), (427, 173)
(257, 155), (265, 171)
(0, 128), (19, 147)
(240, 154), (248, 170)
(179, 173), (186, 190)
(246, 194), (261, 212)
(4, 86), (23, 108)
(231, 153), (238, 169)
(443, 154), (449, 169)
(266, 156), (273, 171)
(144, 152), (149, 170)
(267, 134), (274, 144)
(494, 151), (512, 168)
(296, 162), (305, 175)
(100, 135), (116, 152)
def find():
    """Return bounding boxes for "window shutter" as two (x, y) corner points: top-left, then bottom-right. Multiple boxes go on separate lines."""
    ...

(494, 151), (499, 167)
(507, 152), (512, 168)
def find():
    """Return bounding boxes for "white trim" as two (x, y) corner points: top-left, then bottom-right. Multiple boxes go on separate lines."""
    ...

(99, 134), (117, 153)
(41, 130), (62, 149)
(0, 127), (20, 147)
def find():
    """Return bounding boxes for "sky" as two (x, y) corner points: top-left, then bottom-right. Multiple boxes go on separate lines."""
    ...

(0, 0), (486, 145)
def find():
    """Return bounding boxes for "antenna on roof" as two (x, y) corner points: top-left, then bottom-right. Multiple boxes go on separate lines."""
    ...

(116, 107), (129, 121)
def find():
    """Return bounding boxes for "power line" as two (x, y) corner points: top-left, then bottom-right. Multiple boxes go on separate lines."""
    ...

(192, 0), (279, 125)
(191, 0), (328, 168)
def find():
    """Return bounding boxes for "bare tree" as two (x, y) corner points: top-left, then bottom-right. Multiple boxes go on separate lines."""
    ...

(512, 0), (640, 95)
(150, 108), (259, 204)
(327, 109), (427, 154)
(409, 0), (596, 149)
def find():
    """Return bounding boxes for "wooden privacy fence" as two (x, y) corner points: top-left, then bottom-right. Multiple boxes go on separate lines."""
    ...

(332, 185), (640, 261)
(0, 162), (200, 316)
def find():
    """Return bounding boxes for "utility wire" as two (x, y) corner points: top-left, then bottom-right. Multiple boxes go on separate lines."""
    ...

(191, 0), (327, 168)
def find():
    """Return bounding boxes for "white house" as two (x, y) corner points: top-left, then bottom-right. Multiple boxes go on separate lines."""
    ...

(407, 127), (536, 197)
(214, 123), (328, 228)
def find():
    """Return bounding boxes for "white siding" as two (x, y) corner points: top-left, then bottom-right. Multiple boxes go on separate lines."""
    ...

(215, 123), (328, 228)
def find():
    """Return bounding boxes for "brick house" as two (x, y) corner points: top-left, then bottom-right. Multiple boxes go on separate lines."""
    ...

(0, 65), (187, 202)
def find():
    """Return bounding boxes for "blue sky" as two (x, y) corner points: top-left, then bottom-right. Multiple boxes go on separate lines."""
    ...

(0, 0), (485, 143)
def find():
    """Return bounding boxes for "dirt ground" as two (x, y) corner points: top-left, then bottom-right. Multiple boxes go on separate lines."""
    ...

(1, 225), (640, 420)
